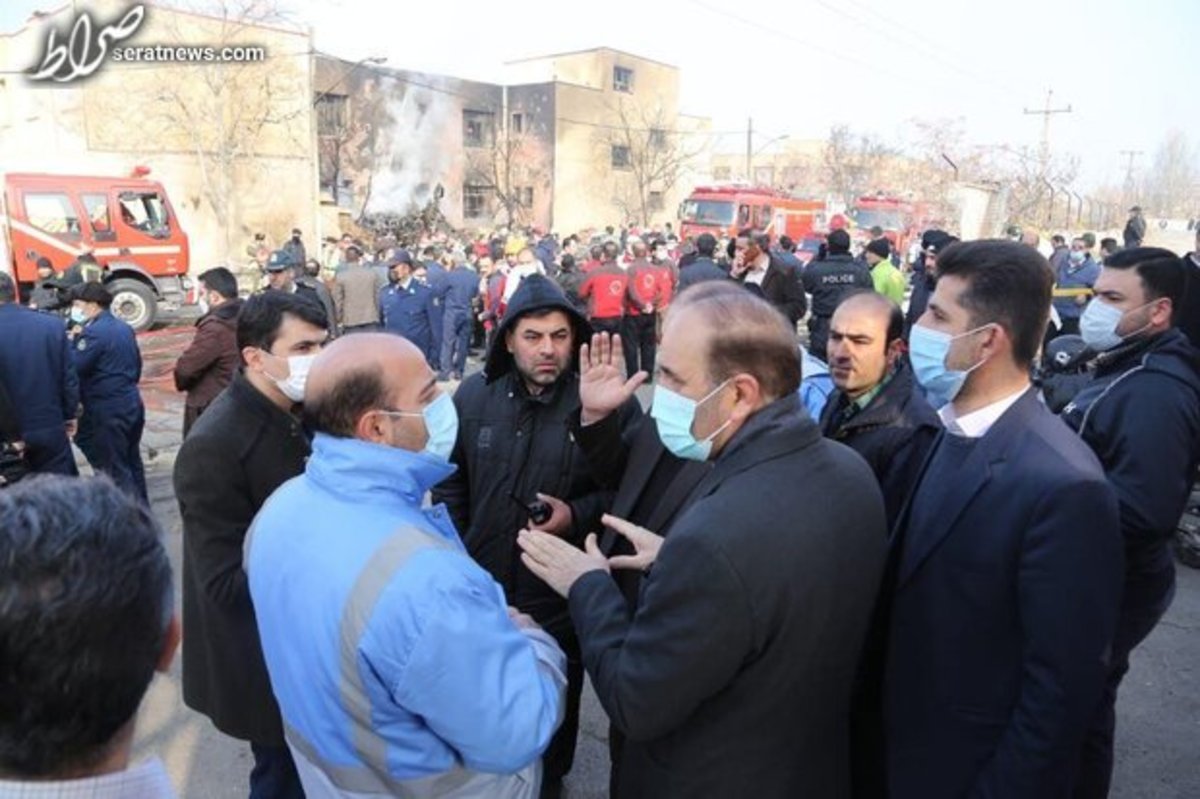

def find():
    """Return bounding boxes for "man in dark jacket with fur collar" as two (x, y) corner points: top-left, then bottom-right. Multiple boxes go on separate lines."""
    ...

(432, 274), (640, 799)
(820, 291), (941, 527)
(1061, 247), (1200, 798)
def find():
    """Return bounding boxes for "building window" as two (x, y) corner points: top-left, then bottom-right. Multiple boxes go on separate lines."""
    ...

(519, 186), (534, 208)
(464, 185), (490, 218)
(511, 113), (524, 134)
(753, 166), (775, 186)
(315, 94), (347, 136)
(463, 110), (494, 148)
(611, 145), (631, 169)
(613, 66), (633, 93)
(649, 128), (666, 149)
(713, 166), (733, 181)
(649, 191), (664, 211)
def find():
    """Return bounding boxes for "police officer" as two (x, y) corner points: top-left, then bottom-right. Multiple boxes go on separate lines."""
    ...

(802, 228), (873, 360)
(67, 283), (147, 501)
(436, 254), (481, 381)
(380, 249), (437, 367)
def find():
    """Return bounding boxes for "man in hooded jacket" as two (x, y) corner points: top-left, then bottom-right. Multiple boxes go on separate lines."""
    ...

(432, 275), (641, 799)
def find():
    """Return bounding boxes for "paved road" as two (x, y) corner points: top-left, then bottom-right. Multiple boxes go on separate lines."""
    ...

(127, 332), (1199, 798)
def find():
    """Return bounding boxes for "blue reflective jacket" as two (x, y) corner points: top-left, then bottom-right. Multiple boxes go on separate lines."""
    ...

(246, 434), (565, 792)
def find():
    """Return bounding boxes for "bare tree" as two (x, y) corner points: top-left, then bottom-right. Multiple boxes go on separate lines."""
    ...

(971, 144), (1079, 229)
(1144, 130), (1198, 217)
(465, 124), (548, 228)
(823, 125), (895, 208)
(600, 100), (707, 228)
(97, 0), (309, 260)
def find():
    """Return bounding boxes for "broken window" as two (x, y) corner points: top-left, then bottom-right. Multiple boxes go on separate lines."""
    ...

(649, 191), (664, 211)
(613, 66), (633, 93)
(464, 185), (490, 218)
(511, 113), (525, 134)
(118, 192), (170, 239)
(463, 110), (495, 148)
(316, 94), (347, 136)
(649, 129), (666, 149)
(520, 186), (534, 208)
(611, 145), (631, 169)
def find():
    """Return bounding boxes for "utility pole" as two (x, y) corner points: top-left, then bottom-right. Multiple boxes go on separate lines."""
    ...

(1023, 90), (1072, 180)
(746, 117), (753, 182)
(1119, 149), (1143, 206)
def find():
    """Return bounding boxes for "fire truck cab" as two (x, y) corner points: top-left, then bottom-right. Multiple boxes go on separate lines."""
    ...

(0, 171), (192, 330)
(679, 185), (827, 243)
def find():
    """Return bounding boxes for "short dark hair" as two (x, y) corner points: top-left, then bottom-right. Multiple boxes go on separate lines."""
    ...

(0, 476), (171, 778)
(602, 241), (620, 261)
(36, 257), (52, 271)
(1103, 247), (1186, 313)
(1051, 234), (1066, 246)
(303, 367), (387, 438)
(1099, 237), (1119, 253)
(934, 239), (1053, 366)
(672, 281), (800, 400)
(198, 267), (238, 300)
(778, 235), (795, 252)
(560, 254), (576, 271)
(695, 233), (718, 257)
(589, 244), (603, 259)
(0, 273), (15, 303)
(827, 229), (852, 253)
(236, 291), (328, 355)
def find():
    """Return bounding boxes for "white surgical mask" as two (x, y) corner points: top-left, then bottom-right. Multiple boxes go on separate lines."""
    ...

(1079, 298), (1154, 352)
(263, 352), (316, 403)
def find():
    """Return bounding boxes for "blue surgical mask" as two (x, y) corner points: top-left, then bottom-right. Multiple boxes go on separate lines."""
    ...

(1079, 298), (1153, 352)
(1069, 250), (1086, 265)
(651, 379), (731, 461)
(69, 307), (88, 325)
(908, 323), (992, 408)
(382, 392), (459, 461)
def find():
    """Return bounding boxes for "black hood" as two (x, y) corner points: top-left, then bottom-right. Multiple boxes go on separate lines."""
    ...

(484, 274), (593, 384)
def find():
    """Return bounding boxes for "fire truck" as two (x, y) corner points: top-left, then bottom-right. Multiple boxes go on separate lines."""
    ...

(0, 170), (193, 331)
(845, 194), (928, 255)
(679, 185), (827, 243)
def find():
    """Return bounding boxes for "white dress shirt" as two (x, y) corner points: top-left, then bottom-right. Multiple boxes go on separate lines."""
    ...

(937, 386), (1029, 438)
(0, 759), (175, 799)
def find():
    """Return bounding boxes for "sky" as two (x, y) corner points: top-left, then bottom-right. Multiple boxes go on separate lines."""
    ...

(4, 0), (1196, 191)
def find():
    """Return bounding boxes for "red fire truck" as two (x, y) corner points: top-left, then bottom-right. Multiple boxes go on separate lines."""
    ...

(846, 194), (928, 255)
(0, 170), (193, 330)
(679, 185), (827, 243)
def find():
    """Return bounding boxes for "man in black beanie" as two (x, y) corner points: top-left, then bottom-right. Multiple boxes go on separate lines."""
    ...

(904, 230), (957, 337)
(802, 228), (873, 360)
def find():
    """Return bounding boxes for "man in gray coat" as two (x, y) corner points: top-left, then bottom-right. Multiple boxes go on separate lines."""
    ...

(519, 281), (887, 798)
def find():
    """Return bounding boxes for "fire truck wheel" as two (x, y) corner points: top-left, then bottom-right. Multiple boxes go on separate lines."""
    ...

(107, 278), (157, 332)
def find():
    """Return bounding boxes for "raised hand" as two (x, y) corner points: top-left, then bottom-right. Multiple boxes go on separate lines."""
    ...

(579, 333), (648, 425)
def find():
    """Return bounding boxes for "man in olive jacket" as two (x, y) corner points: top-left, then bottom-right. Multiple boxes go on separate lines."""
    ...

(173, 292), (328, 798)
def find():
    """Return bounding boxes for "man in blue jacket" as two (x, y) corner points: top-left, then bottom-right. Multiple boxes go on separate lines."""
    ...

(381, 250), (437, 367)
(246, 333), (565, 798)
(0, 273), (79, 475)
(437, 255), (481, 381)
(68, 282), (146, 501)
(1061, 247), (1200, 798)
(1051, 237), (1101, 337)
(866, 240), (1124, 799)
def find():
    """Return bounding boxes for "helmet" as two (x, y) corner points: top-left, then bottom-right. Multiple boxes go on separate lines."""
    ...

(1043, 334), (1089, 373)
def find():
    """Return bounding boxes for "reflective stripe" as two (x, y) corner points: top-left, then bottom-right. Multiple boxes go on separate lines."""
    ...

(93, 244), (183, 256)
(2, 215), (84, 257)
(289, 524), (477, 796)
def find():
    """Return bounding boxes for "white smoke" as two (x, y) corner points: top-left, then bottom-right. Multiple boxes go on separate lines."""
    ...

(364, 72), (461, 215)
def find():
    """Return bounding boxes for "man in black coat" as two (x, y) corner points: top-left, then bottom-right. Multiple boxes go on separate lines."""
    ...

(675, 233), (729, 292)
(1123, 205), (1146, 248)
(803, 228), (874, 359)
(903, 231), (957, 338)
(867, 240), (1123, 799)
(432, 274), (640, 799)
(519, 282), (888, 798)
(1060, 248), (1200, 798)
(820, 291), (940, 527)
(173, 291), (329, 798)
(0, 273), (79, 476)
(1176, 226), (1200, 348)
(731, 229), (807, 325)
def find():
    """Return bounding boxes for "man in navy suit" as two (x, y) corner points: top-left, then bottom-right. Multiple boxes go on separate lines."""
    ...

(866, 240), (1124, 799)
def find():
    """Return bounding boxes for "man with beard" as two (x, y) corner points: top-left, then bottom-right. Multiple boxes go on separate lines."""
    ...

(432, 275), (640, 799)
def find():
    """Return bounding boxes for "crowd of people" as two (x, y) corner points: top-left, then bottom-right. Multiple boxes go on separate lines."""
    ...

(0, 207), (1198, 799)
